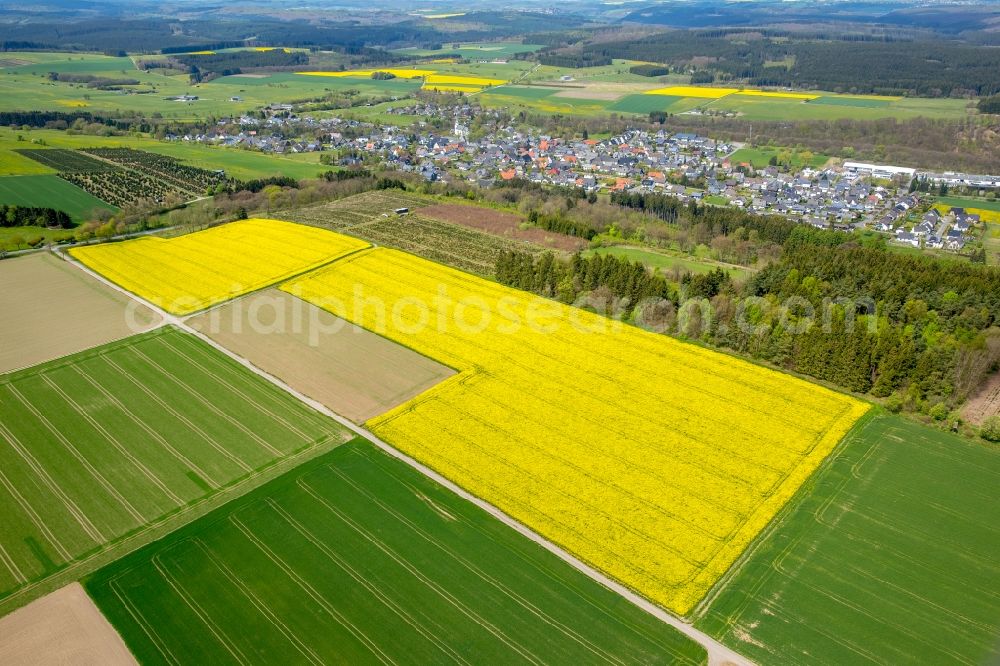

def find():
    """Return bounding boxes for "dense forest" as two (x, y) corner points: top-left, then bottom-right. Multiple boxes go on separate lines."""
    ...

(568, 31), (1000, 96)
(979, 95), (1000, 115)
(496, 250), (675, 312)
(537, 52), (613, 68)
(629, 64), (670, 77)
(0, 205), (74, 229)
(173, 50), (309, 78)
(621, 2), (1000, 42)
(0, 11), (586, 54)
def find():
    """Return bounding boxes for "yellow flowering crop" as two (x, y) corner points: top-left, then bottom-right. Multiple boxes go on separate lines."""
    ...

(71, 219), (368, 315)
(283, 247), (869, 615)
(644, 85), (740, 98)
(645, 86), (819, 100)
(425, 74), (505, 86)
(933, 203), (1000, 224)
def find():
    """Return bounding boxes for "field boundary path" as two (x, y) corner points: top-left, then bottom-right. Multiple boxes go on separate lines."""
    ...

(57, 248), (752, 666)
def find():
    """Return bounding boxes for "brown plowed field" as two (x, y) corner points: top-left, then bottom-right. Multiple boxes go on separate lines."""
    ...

(0, 583), (135, 665)
(962, 372), (1000, 425)
(188, 289), (455, 423)
(0, 252), (161, 373)
(419, 204), (588, 252)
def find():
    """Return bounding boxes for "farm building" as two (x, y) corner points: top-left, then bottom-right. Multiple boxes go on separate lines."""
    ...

(922, 171), (1000, 189)
(844, 161), (916, 180)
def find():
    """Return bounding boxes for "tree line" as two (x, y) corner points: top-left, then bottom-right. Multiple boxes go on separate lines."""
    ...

(495, 223), (1000, 425)
(979, 95), (1000, 114)
(610, 190), (805, 245)
(496, 250), (675, 313)
(0, 111), (140, 131)
(1, 205), (74, 229)
(529, 210), (598, 240)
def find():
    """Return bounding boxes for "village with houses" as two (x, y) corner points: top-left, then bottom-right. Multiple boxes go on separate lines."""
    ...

(167, 103), (999, 255)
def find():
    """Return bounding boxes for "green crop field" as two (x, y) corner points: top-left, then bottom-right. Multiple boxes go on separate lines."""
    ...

(704, 94), (969, 121)
(0, 225), (75, 249)
(610, 94), (684, 114)
(468, 64), (975, 120)
(934, 196), (1000, 213)
(0, 174), (115, 219)
(986, 223), (1000, 265)
(728, 146), (833, 169)
(0, 53), (425, 119)
(0, 326), (349, 616)
(1, 51), (976, 123)
(696, 412), (1000, 664)
(0, 128), (327, 181)
(522, 61), (674, 86)
(3, 54), (137, 76)
(807, 96), (892, 108)
(87, 440), (707, 664)
(480, 85), (559, 100)
(584, 245), (753, 281)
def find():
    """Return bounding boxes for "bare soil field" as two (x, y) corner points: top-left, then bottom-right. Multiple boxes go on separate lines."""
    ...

(419, 204), (588, 251)
(538, 81), (659, 94)
(962, 372), (1000, 425)
(0, 253), (161, 373)
(0, 583), (135, 666)
(187, 289), (455, 423)
(553, 89), (626, 101)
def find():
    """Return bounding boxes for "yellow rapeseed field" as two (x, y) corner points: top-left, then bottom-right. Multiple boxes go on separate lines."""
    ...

(645, 85), (740, 98)
(933, 203), (1000, 224)
(283, 247), (869, 615)
(646, 86), (820, 100)
(425, 74), (505, 86)
(70, 219), (368, 315)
